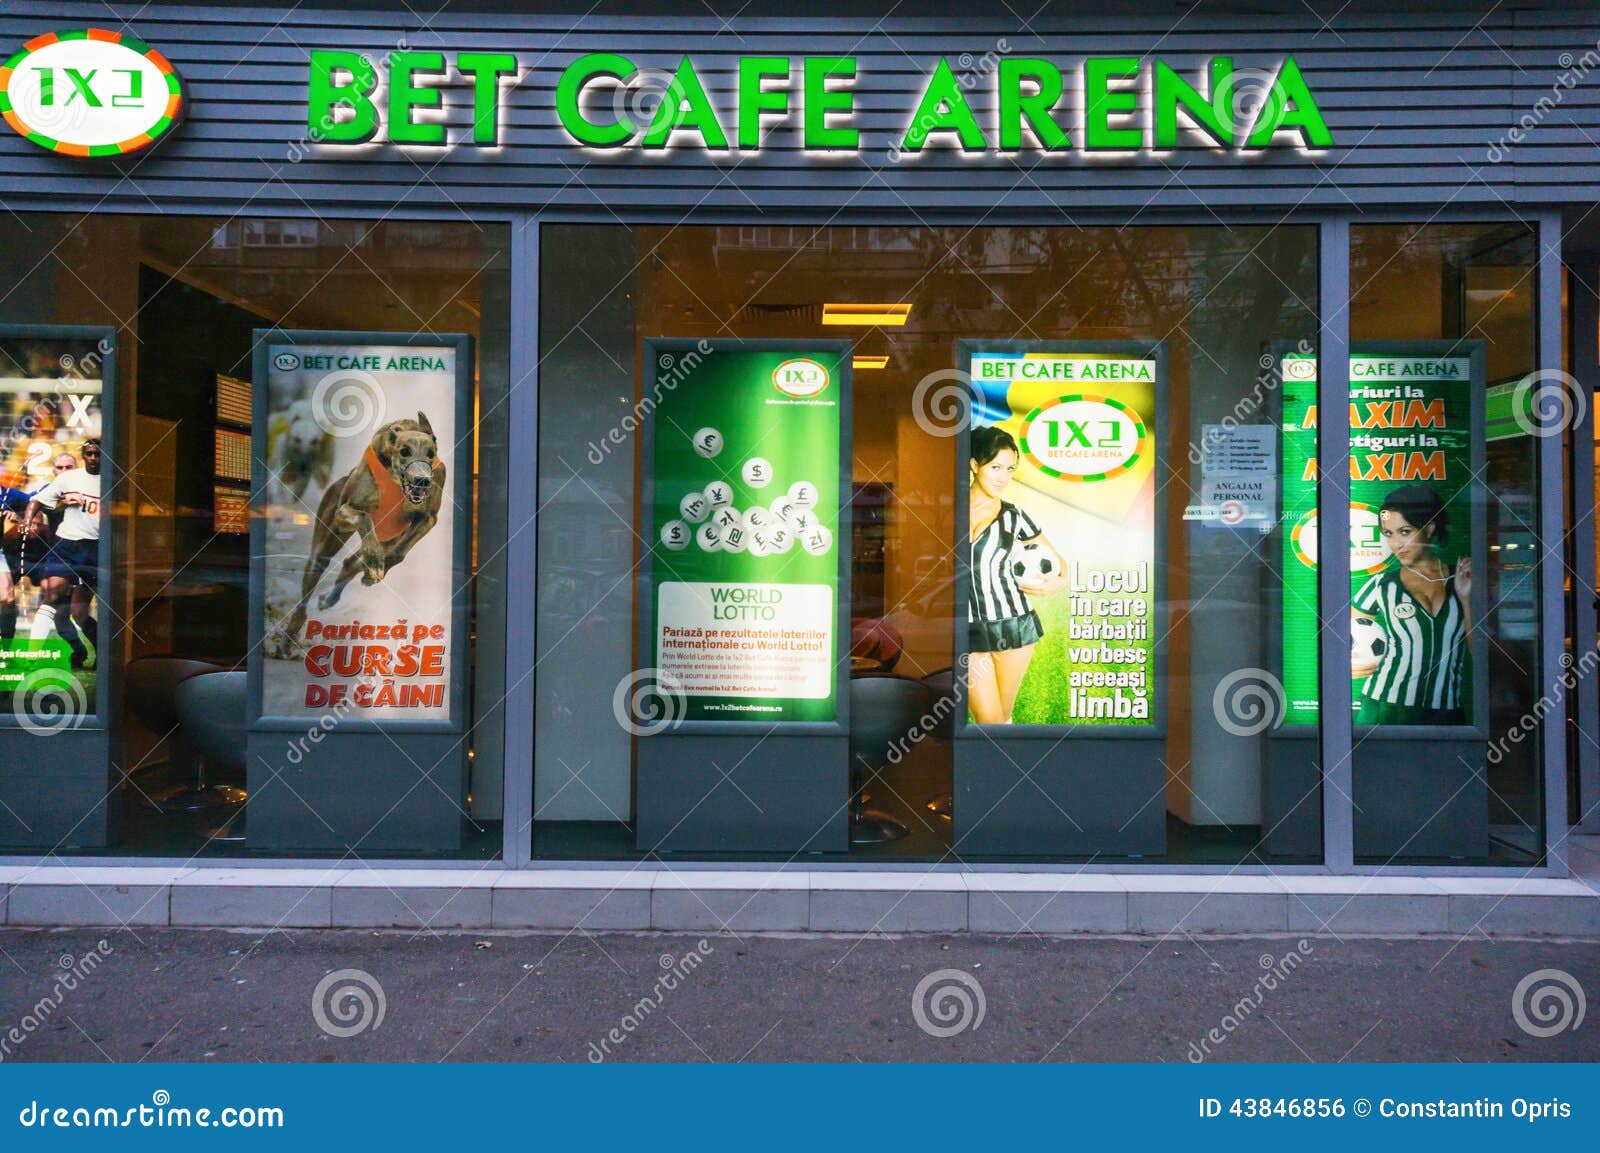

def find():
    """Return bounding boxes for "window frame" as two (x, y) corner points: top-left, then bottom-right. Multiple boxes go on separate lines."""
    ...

(0, 204), (1571, 876)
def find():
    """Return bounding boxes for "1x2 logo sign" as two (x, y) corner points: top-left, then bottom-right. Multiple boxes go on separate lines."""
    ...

(1, 28), (184, 157)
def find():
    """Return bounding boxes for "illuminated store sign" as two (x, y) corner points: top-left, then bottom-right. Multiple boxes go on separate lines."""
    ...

(1, 29), (184, 157)
(305, 50), (1333, 156)
(2, 32), (1331, 160)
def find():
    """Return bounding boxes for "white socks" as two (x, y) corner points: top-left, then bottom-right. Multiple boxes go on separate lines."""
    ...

(29, 603), (55, 640)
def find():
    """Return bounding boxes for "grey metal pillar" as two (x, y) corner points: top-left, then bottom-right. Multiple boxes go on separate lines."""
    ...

(1319, 218), (1354, 872)
(1540, 214), (1572, 870)
(1567, 250), (1600, 836)
(502, 217), (539, 867)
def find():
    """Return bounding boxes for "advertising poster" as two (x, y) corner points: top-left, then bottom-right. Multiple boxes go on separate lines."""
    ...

(964, 345), (1162, 728)
(257, 337), (465, 722)
(1278, 346), (1482, 727)
(648, 344), (844, 723)
(0, 332), (106, 721)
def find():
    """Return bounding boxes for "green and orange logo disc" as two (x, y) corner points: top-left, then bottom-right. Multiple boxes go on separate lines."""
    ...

(1290, 503), (1390, 574)
(1019, 394), (1148, 482)
(1, 29), (184, 157)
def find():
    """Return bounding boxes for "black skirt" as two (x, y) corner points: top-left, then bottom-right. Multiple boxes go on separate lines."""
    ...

(969, 610), (1044, 654)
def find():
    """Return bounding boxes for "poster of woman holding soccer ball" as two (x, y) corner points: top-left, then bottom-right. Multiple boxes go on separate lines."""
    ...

(1350, 483), (1473, 726)
(961, 342), (1165, 729)
(1276, 343), (1484, 730)
(966, 425), (1069, 724)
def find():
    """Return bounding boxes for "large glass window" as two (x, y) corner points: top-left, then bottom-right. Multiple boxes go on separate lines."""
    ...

(0, 214), (509, 859)
(1348, 222), (1542, 864)
(536, 223), (1319, 863)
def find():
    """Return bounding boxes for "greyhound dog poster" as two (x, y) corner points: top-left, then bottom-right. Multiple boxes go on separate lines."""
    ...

(255, 336), (466, 724)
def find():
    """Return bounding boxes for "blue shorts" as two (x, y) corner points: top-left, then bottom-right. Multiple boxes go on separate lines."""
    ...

(3, 546), (44, 585)
(41, 537), (97, 586)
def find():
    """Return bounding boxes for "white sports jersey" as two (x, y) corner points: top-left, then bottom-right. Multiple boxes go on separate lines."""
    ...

(31, 468), (101, 541)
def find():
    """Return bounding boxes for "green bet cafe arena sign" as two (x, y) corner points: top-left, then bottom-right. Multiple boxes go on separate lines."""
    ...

(303, 49), (1333, 156)
(1, 30), (1333, 160)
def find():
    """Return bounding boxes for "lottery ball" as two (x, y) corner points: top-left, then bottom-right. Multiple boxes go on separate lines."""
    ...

(788, 480), (818, 508)
(800, 524), (832, 556)
(679, 492), (711, 523)
(692, 427), (724, 458)
(660, 520), (690, 551)
(742, 457), (774, 488)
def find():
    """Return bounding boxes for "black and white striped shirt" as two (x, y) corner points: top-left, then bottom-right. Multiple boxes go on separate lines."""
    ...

(969, 502), (1042, 623)
(1355, 567), (1468, 711)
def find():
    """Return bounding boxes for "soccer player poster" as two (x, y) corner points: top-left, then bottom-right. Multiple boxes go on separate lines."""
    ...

(960, 342), (1166, 729)
(251, 332), (471, 726)
(1277, 342), (1485, 729)
(645, 342), (846, 723)
(0, 330), (107, 724)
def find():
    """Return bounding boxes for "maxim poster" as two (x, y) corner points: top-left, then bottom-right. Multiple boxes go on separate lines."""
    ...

(648, 343), (844, 723)
(0, 331), (106, 722)
(964, 345), (1162, 728)
(257, 337), (464, 722)
(1279, 344), (1483, 727)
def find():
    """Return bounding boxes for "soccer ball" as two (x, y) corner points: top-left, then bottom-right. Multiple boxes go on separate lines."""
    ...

(1009, 540), (1061, 585)
(692, 427), (723, 458)
(1352, 614), (1387, 666)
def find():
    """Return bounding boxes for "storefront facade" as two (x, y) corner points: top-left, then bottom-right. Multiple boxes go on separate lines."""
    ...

(0, 0), (1596, 902)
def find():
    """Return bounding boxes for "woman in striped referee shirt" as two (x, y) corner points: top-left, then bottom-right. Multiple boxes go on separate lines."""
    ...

(968, 426), (1069, 724)
(1351, 483), (1473, 726)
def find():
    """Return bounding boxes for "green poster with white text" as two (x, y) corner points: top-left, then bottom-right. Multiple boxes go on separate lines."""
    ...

(648, 344), (844, 723)
(1279, 346), (1481, 727)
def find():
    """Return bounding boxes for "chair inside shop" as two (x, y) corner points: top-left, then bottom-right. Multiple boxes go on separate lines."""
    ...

(847, 673), (933, 846)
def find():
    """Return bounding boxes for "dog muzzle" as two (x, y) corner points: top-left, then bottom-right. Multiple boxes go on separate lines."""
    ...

(400, 460), (434, 503)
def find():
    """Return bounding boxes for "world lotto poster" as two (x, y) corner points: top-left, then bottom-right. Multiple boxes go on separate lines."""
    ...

(1278, 347), (1479, 725)
(649, 345), (843, 723)
(0, 333), (104, 719)
(967, 347), (1161, 727)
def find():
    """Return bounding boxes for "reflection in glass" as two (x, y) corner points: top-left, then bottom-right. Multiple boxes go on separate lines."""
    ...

(537, 224), (1320, 864)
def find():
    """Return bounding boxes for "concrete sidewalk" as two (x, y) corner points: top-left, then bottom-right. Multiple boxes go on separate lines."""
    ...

(3, 846), (1599, 936)
(0, 928), (1596, 1062)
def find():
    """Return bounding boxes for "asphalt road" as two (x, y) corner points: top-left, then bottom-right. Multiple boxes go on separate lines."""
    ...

(0, 928), (1596, 1062)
